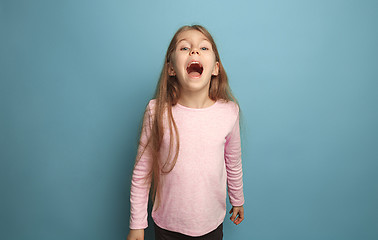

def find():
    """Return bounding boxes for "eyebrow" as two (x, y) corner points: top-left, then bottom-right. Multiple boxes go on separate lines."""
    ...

(177, 38), (210, 44)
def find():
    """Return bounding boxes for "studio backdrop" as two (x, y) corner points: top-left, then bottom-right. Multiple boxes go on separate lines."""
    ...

(1, 0), (377, 239)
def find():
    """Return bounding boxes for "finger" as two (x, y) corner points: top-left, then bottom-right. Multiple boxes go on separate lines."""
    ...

(235, 218), (242, 225)
(235, 211), (244, 225)
(239, 208), (244, 219)
(235, 215), (242, 225)
(230, 210), (238, 222)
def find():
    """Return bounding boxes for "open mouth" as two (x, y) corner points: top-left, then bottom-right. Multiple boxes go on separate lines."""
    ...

(186, 61), (203, 78)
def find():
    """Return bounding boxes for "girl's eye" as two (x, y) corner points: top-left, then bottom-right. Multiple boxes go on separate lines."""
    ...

(201, 47), (209, 50)
(180, 47), (189, 51)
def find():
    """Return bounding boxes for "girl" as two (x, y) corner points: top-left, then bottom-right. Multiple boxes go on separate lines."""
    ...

(127, 24), (245, 240)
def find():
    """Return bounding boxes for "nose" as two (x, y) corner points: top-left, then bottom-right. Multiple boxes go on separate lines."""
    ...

(190, 48), (199, 56)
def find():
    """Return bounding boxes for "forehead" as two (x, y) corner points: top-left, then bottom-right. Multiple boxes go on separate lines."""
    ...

(176, 30), (210, 44)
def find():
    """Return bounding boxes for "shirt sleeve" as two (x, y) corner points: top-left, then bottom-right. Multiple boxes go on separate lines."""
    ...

(224, 107), (245, 207)
(129, 102), (153, 229)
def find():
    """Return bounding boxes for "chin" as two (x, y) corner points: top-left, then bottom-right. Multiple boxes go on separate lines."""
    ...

(184, 78), (211, 92)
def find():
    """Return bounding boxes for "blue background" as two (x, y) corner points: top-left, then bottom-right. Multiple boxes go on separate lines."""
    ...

(1, 0), (377, 239)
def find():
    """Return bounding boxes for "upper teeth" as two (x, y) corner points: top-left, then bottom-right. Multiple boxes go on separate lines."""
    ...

(188, 61), (201, 68)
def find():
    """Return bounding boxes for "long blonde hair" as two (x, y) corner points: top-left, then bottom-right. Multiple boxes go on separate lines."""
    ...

(135, 24), (239, 210)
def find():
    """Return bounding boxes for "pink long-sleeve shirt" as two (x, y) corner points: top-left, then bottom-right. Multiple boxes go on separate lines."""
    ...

(129, 99), (244, 236)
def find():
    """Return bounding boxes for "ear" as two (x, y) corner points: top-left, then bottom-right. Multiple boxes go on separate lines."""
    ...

(212, 61), (219, 76)
(168, 62), (176, 76)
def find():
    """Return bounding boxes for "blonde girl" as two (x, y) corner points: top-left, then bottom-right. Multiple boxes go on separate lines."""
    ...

(127, 24), (245, 240)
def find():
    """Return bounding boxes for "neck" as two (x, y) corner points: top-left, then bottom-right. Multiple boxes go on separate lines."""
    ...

(178, 89), (215, 109)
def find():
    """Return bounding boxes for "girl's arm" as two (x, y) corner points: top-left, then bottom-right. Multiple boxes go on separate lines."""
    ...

(224, 106), (245, 224)
(129, 102), (154, 230)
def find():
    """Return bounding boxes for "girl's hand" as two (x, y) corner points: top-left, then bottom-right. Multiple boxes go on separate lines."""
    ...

(127, 229), (144, 240)
(229, 205), (244, 225)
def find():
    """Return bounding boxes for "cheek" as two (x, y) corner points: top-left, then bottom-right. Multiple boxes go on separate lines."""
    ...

(172, 55), (186, 71)
(206, 55), (217, 69)
(205, 51), (217, 61)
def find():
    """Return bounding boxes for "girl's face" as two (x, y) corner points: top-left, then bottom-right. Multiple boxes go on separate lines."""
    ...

(169, 30), (219, 94)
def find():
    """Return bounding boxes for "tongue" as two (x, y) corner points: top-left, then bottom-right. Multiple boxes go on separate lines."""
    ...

(188, 71), (201, 77)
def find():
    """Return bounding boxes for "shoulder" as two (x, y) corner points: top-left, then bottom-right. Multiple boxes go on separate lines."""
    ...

(216, 99), (239, 116)
(147, 99), (157, 107)
(146, 99), (157, 115)
(139, 99), (157, 123)
(214, 99), (240, 129)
